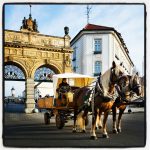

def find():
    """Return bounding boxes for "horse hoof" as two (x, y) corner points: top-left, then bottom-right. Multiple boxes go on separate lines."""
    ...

(82, 130), (86, 133)
(90, 136), (97, 140)
(99, 126), (102, 129)
(102, 134), (109, 138)
(117, 129), (121, 133)
(113, 129), (118, 134)
(72, 130), (77, 133)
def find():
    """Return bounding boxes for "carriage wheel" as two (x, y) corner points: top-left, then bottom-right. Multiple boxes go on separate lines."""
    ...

(56, 114), (65, 129)
(44, 112), (50, 125)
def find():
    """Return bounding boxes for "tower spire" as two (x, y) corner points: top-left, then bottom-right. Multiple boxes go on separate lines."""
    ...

(86, 5), (92, 24)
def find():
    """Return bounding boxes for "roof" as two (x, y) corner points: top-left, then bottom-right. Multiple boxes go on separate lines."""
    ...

(52, 73), (95, 98)
(83, 23), (114, 30)
(71, 23), (114, 44)
(71, 23), (134, 66)
(5, 29), (65, 40)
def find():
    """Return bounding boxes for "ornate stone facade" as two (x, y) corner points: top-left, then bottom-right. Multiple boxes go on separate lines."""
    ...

(4, 24), (73, 113)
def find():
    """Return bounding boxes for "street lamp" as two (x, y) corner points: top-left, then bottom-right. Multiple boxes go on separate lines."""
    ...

(63, 26), (69, 73)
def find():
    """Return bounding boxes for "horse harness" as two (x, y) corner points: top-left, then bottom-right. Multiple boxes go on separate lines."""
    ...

(115, 75), (141, 103)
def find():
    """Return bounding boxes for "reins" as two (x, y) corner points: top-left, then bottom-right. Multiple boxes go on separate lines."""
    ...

(71, 80), (97, 93)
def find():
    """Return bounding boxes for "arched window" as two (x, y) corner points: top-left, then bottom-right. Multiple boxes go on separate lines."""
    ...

(94, 61), (102, 76)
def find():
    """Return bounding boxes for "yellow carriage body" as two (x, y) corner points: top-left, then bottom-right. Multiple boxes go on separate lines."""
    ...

(38, 97), (54, 108)
(37, 73), (95, 109)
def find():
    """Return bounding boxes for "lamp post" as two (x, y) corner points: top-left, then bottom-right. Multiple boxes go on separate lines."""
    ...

(63, 26), (69, 73)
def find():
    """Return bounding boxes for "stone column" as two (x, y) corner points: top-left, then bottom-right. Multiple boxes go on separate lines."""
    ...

(24, 78), (37, 113)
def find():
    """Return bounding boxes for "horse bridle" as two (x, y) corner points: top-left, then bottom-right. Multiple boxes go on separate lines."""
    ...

(110, 68), (116, 84)
(118, 75), (141, 99)
(109, 67), (124, 88)
(131, 83), (141, 91)
(130, 76), (141, 92)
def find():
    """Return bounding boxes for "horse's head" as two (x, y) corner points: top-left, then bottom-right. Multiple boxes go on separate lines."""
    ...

(118, 75), (130, 98)
(130, 72), (142, 96)
(108, 61), (124, 94)
(110, 61), (124, 84)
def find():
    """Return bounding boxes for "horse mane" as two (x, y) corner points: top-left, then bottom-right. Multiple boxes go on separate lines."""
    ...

(101, 69), (111, 93)
(101, 65), (123, 94)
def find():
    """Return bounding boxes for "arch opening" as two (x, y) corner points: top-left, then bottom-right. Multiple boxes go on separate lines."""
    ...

(34, 64), (56, 82)
(4, 62), (27, 81)
(34, 64), (58, 99)
(4, 63), (26, 112)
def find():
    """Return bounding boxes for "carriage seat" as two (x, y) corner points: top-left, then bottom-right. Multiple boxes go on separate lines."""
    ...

(55, 91), (74, 107)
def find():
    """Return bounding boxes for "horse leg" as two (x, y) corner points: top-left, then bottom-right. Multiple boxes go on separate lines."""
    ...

(112, 106), (118, 134)
(90, 110), (98, 140)
(81, 109), (89, 133)
(96, 111), (102, 130)
(117, 108), (126, 133)
(76, 111), (85, 132)
(102, 111), (109, 138)
(72, 107), (78, 133)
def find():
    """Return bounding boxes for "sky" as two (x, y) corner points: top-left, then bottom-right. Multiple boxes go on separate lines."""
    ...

(4, 4), (145, 96)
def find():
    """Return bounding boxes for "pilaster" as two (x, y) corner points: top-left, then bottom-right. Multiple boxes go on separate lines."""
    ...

(24, 78), (36, 113)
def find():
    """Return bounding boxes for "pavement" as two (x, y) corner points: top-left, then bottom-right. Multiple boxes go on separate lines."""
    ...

(4, 102), (145, 113)
(122, 106), (144, 113)
(3, 107), (144, 125)
(3, 103), (145, 147)
(3, 103), (145, 124)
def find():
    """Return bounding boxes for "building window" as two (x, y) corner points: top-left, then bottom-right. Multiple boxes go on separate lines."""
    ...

(94, 61), (102, 76)
(72, 48), (76, 61)
(94, 39), (102, 54)
(72, 46), (77, 72)
(73, 66), (76, 72)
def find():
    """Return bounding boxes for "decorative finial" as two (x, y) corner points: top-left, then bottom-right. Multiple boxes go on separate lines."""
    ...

(29, 4), (32, 19)
(20, 4), (39, 32)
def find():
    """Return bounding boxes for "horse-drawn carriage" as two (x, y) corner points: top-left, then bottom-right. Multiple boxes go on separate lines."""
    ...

(37, 61), (143, 139)
(37, 73), (95, 129)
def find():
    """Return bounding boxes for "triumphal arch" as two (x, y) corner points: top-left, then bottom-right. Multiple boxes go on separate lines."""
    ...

(4, 13), (73, 113)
